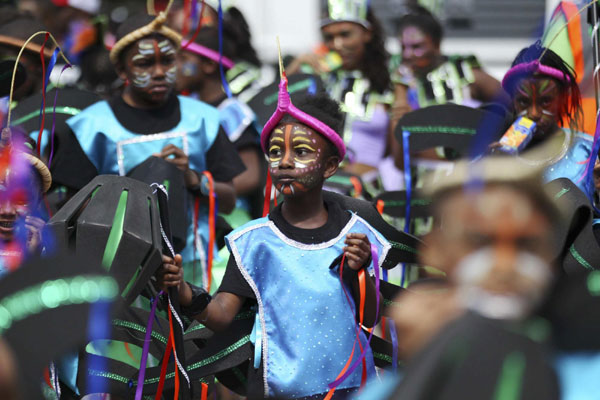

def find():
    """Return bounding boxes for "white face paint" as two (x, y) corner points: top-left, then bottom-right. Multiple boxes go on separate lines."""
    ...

(455, 247), (553, 320)
(166, 67), (177, 84)
(132, 72), (151, 88)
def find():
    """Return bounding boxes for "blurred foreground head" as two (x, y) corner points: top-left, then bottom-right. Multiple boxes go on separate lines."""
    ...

(421, 157), (560, 319)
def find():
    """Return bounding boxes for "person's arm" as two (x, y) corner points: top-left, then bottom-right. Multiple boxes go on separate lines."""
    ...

(470, 68), (510, 106)
(343, 233), (382, 328)
(286, 53), (324, 75)
(233, 147), (262, 195)
(158, 254), (245, 331)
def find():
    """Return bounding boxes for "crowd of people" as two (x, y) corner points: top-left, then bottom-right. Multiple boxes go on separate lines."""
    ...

(0, 0), (599, 399)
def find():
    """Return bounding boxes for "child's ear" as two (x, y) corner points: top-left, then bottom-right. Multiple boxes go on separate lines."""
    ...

(323, 155), (340, 179)
(201, 59), (218, 75)
(115, 62), (127, 82)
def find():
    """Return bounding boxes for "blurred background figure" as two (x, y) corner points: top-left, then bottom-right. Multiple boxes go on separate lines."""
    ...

(170, 0), (264, 102)
(360, 157), (562, 399)
(495, 42), (593, 200)
(288, 0), (397, 194)
(393, 5), (506, 115)
(177, 26), (264, 224)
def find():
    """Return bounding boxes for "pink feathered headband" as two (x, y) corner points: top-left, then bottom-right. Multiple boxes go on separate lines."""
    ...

(260, 72), (346, 159)
(502, 60), (572, 91)
(184, 42), (235, 70)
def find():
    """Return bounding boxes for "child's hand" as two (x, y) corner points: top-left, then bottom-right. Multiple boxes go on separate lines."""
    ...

(343, 233), (371, 270)
(157, 254), (184, 290)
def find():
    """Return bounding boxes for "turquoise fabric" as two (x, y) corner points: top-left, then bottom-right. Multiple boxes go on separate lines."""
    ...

(543, 130), (594, 200)
(225, 213), (390, 398)
(555, 352), (600, 400)
(355, 372), (402, 400)
(66, 96), (220, 267)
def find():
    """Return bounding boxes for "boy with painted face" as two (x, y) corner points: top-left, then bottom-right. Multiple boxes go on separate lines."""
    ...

(498, 42), (594, 200)
(65, 13), (245, 281)
(358, 158), (562, 400)
(159, 91), (391, 398)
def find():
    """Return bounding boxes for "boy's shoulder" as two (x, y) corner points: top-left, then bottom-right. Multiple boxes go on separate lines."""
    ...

(227, 216), (271, 241)
(178, 95), (219, 116)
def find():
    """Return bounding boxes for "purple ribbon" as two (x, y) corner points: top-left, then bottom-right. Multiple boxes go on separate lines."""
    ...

(217, 0), (233, 98)
(328, 244), (381, 389)
(48, 63), (72, 168)
(134, 290), (163, 399)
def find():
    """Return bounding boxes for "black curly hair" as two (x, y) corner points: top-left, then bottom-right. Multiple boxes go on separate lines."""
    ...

(279, 92), (345, 158)
(396, 5), (443, 46)
(362, 9), (391, 94)
(505, 42), (582, 133)
(193, 26), (236, 65)
(223, 7), (261, 67)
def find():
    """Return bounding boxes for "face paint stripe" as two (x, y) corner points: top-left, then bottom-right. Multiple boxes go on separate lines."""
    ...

(281, 124), (293, 166)
(293, 137), (312, 143)
(294, 144), (316, 151)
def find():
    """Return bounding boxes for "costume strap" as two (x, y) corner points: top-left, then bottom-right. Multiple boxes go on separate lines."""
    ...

(202, 171), (216, 292)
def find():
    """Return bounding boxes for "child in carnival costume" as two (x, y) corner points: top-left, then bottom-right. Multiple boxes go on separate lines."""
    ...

(288, 0), (396, 190)
(65, 3), (245, 289)
(177, 26), (264, 288)
(178, 26), (263, 224)
(159, 44), (391, 399)
(494, 42), (594, 201)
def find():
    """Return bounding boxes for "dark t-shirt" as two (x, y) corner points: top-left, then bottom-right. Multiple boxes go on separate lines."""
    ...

(55, 93), (245, 188)
(218, 198), (352, 298)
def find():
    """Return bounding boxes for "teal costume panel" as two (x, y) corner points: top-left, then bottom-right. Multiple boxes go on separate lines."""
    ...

(66, 96), (221, 264)
(218, 97), (260, 143)
(543, 131), (593, 200)
(218, 97), (261, 218)
(226, 214), (390, 398)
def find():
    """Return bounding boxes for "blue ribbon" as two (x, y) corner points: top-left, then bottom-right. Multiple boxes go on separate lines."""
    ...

(401, 130), (412, 287)
(389, 322), (399, 372)
(218, 0), (233, 98)
(250, 312), (262, 369)
(86, 300), (111, 393)
(38, 47), (59, 132)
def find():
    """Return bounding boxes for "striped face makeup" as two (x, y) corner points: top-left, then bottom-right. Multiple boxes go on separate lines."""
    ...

(268, 123), (329, 196)
(123, 37), (178, 106)
(513, 77), (561, 138)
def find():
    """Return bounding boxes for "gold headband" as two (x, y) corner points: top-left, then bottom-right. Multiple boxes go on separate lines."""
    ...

(109, 11), (182, 65)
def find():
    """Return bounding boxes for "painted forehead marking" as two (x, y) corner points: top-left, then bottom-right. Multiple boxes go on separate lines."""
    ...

(158, 40), (176, 55)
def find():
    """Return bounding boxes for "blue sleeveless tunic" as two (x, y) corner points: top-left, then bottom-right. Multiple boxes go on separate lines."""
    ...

(543, 130), (594, 200)
(226, 213), (390, 398)
(66, 96), (221, 265)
